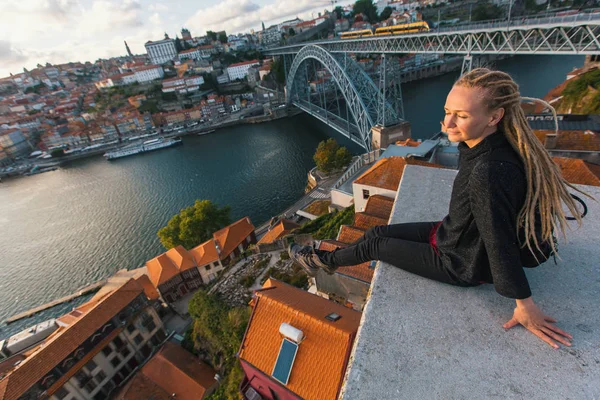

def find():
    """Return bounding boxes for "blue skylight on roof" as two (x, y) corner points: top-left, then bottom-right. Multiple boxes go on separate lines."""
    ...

(272, 338), (299, 385)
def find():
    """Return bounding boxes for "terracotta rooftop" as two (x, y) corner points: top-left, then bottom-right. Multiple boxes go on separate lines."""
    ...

(553, 157), (600, 187)
(353, 212), (388, 231)
(354, 157), (444, 191)
(239, 278), (361, 400)
(337, 225), (365, 245)
(0, 279), (145, 400)
(534, 129), (600, 152)
(213, 217), (255, 260)
(363, 195), (394, 220)
(165, 245), (197, 272)
(145, 253), (181, 287)
(257, 219), (300, 245)
(189, 239), (220, 267)
(228, 59), (260, 68)
(115, 373), (171, 400)
(395, 138), (421, 147)
(120, 342), (217, 400)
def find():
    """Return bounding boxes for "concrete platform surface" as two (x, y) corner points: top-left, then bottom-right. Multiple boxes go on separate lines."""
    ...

(340, 165), (600, 400)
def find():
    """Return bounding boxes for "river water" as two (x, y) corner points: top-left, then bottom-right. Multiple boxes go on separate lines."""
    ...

(0, 55), (584, 339)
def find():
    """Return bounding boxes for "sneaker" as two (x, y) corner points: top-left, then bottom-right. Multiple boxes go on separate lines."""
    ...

(287, 243), (336, 277)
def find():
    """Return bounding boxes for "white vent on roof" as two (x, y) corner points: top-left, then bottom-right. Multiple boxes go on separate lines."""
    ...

(279, 323), (303, 343)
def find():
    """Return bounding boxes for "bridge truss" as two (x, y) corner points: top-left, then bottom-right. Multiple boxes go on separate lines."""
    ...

(285, 45), (402, 151)
(266, 14), (600, 56)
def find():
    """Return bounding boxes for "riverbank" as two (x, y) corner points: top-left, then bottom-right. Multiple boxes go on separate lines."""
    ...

(0, 106), (303, 181)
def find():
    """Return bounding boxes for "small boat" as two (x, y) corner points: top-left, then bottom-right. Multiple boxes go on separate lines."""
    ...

(197, 129), (215, 136)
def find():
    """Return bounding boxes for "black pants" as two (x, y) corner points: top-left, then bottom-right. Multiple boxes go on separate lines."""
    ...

(319, 222), (469, 286)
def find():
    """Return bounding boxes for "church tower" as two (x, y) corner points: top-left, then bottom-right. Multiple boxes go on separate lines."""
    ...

(124, 41), (133, 57)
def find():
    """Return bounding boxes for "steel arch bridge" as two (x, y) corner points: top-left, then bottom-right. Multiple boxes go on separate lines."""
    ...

(265, 13), (600, 56)
(286, 45), (401, 151)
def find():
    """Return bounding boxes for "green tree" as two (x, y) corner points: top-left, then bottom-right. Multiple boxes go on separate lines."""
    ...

(353, 0), (378, 23)
(157, 200), (231, 249)
(334, 146), (352, 170)
(333, 5), (345, 19)
(218, 32), (228, 44)
(206, 30), (217, 41)
(313, 138), (352, 173)
(175, 36), (184, 52)
(379, 6), (393, 21)
(288, 27), (296, 36)
(187, 290), (250, 398)
(50, 148), (65, 157)
(269, 57), (286, 85)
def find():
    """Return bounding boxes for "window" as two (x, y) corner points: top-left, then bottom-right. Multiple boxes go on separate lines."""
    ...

(120, 346), (131, 359)
(362, 189), (370, 200)
(205, 263), (211, 270)
(75, 370), (90, 386)
(110, 356), (121, 368)
(151, 333), (162, 347)
(101, 346), (112, 357)
(84, 379), (97, 393)
(133, 334), (143, 345)
(54, 387), (69, 400)
(112, 336), (125, 349)
(126, 324), (135, 334)
(85, 360), (97, 373)
(95, 370), (107, 383)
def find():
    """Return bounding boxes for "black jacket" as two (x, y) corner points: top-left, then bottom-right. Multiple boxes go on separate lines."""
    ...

(435, 131), (545, 299)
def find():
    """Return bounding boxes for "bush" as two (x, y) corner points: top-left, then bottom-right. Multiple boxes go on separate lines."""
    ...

(294, 206), (354, 240)
(280, 251), (290, 260)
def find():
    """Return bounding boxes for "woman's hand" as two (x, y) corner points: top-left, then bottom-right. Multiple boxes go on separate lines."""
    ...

(503, 297), (572, 349)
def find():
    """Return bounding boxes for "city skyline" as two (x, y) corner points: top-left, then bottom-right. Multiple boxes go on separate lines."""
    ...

(0, 0), (352, 78)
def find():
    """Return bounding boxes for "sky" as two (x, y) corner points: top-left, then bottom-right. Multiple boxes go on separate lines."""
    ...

(0, 0), (354, 78)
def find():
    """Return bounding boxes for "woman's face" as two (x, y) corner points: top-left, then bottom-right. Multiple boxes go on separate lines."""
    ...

(443, 85), (504, 148)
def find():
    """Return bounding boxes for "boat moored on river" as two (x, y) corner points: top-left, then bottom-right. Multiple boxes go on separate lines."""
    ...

(103, 137), (182, 160)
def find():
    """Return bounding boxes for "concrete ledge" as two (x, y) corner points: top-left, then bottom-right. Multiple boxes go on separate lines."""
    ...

(340, 165), (600, 400)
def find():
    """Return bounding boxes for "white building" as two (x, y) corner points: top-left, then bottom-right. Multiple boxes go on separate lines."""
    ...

(178, 48), (201, 61)
(226, 60), (260, 81)
(144, 38), (177, 65)
(161, 76), (204, 93)
(216, 73), (229, 84)
(133, 65), (164, 83)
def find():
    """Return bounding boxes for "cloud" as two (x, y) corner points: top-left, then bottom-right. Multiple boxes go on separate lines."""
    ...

(149, 12), (162, 26)
(185, 0), (331, 34)
(0, 40), (27, 65)
(148, 3), (168, 12)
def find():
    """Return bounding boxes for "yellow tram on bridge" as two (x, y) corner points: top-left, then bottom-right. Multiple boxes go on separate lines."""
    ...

(340, 21), (430, 39)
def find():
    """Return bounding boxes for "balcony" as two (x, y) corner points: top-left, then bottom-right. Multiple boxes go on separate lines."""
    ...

(340, 165), (600, 399)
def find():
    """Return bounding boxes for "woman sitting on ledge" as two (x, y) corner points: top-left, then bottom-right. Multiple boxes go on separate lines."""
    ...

(289, 67), (587, 349)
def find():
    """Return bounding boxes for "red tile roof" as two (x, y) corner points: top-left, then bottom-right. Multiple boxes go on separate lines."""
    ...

(213, 217), (255, 260)
(354, 157), (444, 191)
(115, 373), (171, 400)
(553, 157), (600, 187)
(145, 253), (181, 287)
(316, 241), (373, 283)
(228, 60), (260, 68)
(363, 195), (394, 220)
(534, 130), (600, 152)
(136, 343), (217, 400)
(189, 239), (220, 267)
(0, 279), (145, 400)
(166, 245), (197, 272)
(337, 225), (365, 244)
(239, 278), (361, 400)
(257, 219), (300, 245)
(353, 212), (388, 230)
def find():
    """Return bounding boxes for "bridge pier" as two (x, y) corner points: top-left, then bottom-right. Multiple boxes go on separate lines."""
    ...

(371, 122), (411, 150)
